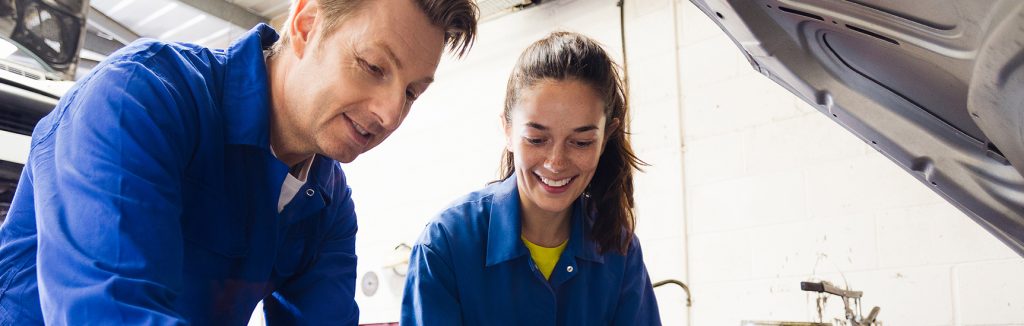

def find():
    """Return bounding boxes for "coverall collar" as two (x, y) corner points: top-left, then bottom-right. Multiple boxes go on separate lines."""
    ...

(485, 174), (605, 267)
(222, 23), (277, 147)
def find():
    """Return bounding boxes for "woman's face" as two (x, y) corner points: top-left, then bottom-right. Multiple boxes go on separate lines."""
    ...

(505, 79), (618, 217)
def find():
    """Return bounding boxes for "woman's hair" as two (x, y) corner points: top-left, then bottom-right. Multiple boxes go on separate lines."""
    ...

(498, 31), (645, 255)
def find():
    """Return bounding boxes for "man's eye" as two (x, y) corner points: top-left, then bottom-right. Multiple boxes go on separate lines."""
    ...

(368, 65), (384, 76)
(359, 59), (385, 77)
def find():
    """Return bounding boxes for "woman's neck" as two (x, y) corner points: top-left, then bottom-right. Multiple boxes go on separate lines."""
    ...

(518, 192), (573, 248)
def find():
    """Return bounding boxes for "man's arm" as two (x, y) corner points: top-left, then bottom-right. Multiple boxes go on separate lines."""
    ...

(263, 185), (359, 324)
(36, 57), (195, 324)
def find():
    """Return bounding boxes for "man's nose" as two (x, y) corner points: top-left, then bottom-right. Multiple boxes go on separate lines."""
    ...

(368, 88), (407, 133)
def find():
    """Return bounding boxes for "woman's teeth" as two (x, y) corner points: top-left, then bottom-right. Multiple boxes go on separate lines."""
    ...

(540, 175), (571, 187)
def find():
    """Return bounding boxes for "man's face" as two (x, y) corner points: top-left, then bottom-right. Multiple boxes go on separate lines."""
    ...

(281, 0), (445, 163)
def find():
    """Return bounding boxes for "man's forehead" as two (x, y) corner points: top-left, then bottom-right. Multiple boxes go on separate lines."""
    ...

(360, 27), (443, 82)
(365, 42), (436, 85)
(353, 2), (444, 62)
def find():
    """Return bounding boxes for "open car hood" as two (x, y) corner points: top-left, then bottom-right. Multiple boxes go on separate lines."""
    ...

(0, 0), (86, 80)
(688, 0), (1024, 256)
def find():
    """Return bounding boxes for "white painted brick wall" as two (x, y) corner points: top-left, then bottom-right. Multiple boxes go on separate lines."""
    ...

(956, 260), (1024, 324)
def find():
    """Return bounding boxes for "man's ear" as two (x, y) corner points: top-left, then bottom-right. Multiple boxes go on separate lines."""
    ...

(289, 0), (320, 59)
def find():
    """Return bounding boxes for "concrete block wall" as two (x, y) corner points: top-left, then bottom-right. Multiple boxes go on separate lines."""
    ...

(675, 1), (1024, 325)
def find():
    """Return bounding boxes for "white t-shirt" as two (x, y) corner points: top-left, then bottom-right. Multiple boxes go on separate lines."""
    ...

(271, 146), (314, 213)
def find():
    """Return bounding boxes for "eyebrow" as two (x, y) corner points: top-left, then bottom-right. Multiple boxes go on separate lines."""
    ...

(376, 41), (403, 70)
(526, 122), (599, 133)
(376, 42), (435, 85)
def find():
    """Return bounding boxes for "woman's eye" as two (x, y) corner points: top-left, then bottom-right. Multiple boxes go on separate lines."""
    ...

(406, 88), (418, 101)
(573, 140), (594, 148)
(525, 137), (545, 145)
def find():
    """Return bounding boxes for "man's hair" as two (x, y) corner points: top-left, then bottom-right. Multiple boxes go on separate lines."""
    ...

(272, 0), (478, 57)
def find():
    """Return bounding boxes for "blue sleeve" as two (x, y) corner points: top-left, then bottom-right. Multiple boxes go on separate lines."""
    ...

(35, 57), (195, 324)
(401, 222), (463, 326)
(612, 238), (662, 325)
(263, 185), (359, 325)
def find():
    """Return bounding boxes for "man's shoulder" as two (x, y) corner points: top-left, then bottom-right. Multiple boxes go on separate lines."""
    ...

(27, 39), (228, 162)
(85, 39), (221, 91)
(108, 38), (215, 67)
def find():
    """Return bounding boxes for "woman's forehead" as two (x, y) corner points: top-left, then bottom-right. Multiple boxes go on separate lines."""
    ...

(513, 80), (606, 129)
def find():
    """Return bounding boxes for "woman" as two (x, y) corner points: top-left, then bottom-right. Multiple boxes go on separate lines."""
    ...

(401, 32), (660, 325)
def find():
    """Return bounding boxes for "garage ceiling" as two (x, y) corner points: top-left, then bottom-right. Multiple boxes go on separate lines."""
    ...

(81, 0), (537, 77)
(89, 0), (288, 49)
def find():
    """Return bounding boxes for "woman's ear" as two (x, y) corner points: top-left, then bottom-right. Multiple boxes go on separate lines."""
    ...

(289, 0), (320, 59)
(502, 115), (513, 152)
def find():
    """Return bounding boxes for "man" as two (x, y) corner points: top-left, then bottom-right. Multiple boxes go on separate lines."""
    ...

(0, 0), (476, 324)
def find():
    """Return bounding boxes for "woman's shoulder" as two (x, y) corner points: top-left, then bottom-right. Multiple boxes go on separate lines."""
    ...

(433, 181), (508, 225)
(617, 234), (651, 271)
(418, 182), (506, 246)
(593, 231), (647, 261)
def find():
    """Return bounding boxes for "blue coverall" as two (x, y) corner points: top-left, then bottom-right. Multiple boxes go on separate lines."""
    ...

(0, 24), (359, 325)
(402, 176), (661, 325)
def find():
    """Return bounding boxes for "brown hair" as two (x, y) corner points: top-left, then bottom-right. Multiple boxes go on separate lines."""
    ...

(499, 32), (645, 255)
(272, 0), (478, 57)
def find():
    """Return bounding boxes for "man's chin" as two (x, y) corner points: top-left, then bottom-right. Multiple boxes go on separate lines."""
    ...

(319, 148), (358, 164)
(333, 152), (359, 164)
(319, 139), (363, 163)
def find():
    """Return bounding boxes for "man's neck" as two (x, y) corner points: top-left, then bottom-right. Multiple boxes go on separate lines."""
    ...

(288, 155), (314, 180)
(266, 51), (314, 169)
(270, 134), (313, 167)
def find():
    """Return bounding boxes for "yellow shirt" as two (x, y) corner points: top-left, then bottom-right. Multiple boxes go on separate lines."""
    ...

(521, 235), (568, 280)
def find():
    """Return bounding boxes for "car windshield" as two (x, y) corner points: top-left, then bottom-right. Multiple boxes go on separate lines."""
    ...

(0, 38), (48, 74)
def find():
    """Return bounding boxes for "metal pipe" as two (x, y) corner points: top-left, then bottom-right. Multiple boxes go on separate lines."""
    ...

(653, 279), (692, 307)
